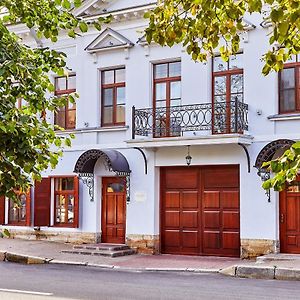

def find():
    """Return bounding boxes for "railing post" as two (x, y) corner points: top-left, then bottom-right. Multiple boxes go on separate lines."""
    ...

(234, 96), (238, 133)
(132, 106), (136, 140)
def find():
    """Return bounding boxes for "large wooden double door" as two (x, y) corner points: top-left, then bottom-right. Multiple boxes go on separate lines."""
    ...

(280, 180), (300, 253)
(101, 177), (126, 244)
(161, 166), (240, 257)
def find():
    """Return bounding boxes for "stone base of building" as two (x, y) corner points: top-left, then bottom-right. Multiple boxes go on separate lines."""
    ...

(126, 234), (159, 254)
(241, 239), (278, 259)
(2, 228), (100, 244)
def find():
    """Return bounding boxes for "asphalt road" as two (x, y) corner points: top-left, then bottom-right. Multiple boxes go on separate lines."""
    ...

(0, 262), (300, 300)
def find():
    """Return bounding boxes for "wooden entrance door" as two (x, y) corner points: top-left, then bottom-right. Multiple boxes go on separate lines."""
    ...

(280, 180), (300, 253)
(102, 177), (126, 244)
(161, 165), (240, 257)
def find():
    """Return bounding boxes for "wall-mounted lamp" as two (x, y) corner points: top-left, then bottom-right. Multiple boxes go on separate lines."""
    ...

(257, 168), (271, 202)
(185, 145), (192, 166)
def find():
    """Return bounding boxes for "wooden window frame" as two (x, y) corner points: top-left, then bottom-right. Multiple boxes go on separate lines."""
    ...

(7, 190), (31, 226)
(212, 56), (244, 134)
(279, 62), (300, 114)
(153, 61), (181, 137)
(54, 75), (76, 130)
(53, 176), (79, 228)
(101, 68), (126, 127)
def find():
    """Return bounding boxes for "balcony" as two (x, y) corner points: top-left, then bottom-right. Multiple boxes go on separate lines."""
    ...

(128, 99), (250, 148)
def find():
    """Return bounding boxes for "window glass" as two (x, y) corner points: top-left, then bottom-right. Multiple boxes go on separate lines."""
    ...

(115, 69), (125, 83)
(67, 110), (76, 129)
(67, 195), (74, 223)
(56, 77), (67, 91)
(287, 182), (300, 193)
(155, 83), (166, 101)
(68, 75), (76, 90)
(116, 87), (125, 104)
(103, 70), (114, 84)
(8, 193), (27, 224)
(116, 105), (125, 123)
(280, 90), (296, 112)
(214, 76), (227, 95)
(154, 64), (168, 79)
(231, 74), (243, 93)
(55, 178), (74, 191)
(281, 68), (295, 89)
(170, 81), (181, 100)
(55, 110), (66, 128)
(103, 88), (113, 106)
(107, 183), (125, 193)
(213, 56), (227, 72)
(280, 68), (296, 113)
(169, 62), (181, 77)
(103, 107), (113, 124)
(229, 54), (243, 70)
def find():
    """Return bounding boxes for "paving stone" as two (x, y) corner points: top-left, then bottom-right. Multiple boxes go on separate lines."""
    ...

(6, 253), (29, 264)
(236, 266), (275, 279)
(275, 267), (300, 281)
(0, 251), (6, 261)
(219, 265), (237, 276)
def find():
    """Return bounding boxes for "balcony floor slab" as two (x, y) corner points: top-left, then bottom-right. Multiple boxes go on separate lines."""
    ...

(126, 134), (253, 148)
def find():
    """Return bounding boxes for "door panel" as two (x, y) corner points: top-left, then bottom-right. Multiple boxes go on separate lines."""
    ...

(161, 166), (240, 257)
(280, 182), (300, 253)
(102, 177), (126, 244)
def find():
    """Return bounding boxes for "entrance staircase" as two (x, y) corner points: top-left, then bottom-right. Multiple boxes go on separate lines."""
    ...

(61, 243), (135, 258)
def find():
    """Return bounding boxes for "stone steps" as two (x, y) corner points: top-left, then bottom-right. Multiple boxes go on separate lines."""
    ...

(61, 243), (136, 258)
(256, 253), (300, 263)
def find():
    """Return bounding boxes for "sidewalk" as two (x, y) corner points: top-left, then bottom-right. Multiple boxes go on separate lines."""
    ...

(1, 238), (300, 281)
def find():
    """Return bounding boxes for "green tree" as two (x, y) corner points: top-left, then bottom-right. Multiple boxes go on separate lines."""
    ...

(145, 0), (300, 191)
(0, 0), (106, 199)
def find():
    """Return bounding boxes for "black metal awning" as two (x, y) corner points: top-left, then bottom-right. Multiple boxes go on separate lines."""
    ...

(74, 149), (131, 176)
(73, 149), (131, 202)
(254, 139), (295, 170)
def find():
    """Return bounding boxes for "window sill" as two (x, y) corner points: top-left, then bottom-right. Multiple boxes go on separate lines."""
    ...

(56, 125), (129, 135)
(268, 113), (300, 121)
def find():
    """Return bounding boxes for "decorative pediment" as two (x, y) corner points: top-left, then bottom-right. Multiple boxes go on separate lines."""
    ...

(85, 28), (134, 53)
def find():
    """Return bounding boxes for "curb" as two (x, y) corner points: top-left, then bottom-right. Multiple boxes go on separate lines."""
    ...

(2, 251), (300, 280)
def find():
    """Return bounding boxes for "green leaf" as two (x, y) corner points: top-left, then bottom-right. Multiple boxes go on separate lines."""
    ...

(79, 22), (88, 33)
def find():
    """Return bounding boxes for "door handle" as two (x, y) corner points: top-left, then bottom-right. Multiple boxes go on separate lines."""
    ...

(280, 213), (285, 223)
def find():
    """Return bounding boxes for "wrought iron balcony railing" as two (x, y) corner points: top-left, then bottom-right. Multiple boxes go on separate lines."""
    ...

(132, 99), (248, 139)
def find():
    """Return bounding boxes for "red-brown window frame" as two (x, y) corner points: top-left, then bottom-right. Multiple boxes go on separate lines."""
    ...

(101, 68), (126, 127)
(54, 75), (76, 130)
(279, 62), (300, 114)
(53, 176), (79, 228)
(7, 190), (31, 226)
(153, 61), (181, 137)
(212, 59), (244, 134)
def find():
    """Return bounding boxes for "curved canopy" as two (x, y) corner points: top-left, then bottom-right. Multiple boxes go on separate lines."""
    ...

(254, 139), (295, 169)
(74, 149), (131, 176)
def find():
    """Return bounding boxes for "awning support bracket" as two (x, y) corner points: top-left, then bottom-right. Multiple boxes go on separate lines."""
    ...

(238, 143), (251, 173)
(133, 147), (148, 175)
(78, 173), (94, 202)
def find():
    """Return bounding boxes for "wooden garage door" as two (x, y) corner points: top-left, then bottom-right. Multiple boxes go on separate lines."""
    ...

(161, 165), (240, 257)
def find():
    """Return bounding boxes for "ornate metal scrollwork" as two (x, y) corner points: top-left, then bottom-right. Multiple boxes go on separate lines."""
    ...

(115, 171), (131, 203)
(132, 100), (248, 138)
(78, 173), (94, 201)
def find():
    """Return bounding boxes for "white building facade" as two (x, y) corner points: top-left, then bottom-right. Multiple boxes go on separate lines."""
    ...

(1, 0), (300, 258)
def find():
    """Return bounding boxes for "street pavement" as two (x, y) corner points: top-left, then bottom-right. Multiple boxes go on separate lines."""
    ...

(1, 262), (300, 300)
(1, 238), (300, 281)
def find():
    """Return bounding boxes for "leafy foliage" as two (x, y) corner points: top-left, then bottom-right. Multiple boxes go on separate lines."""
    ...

(145, 0), (300, 191)
(145, 0), (300, 75)
(0, 0), (106, 199)
(262, 142), (300, 191)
